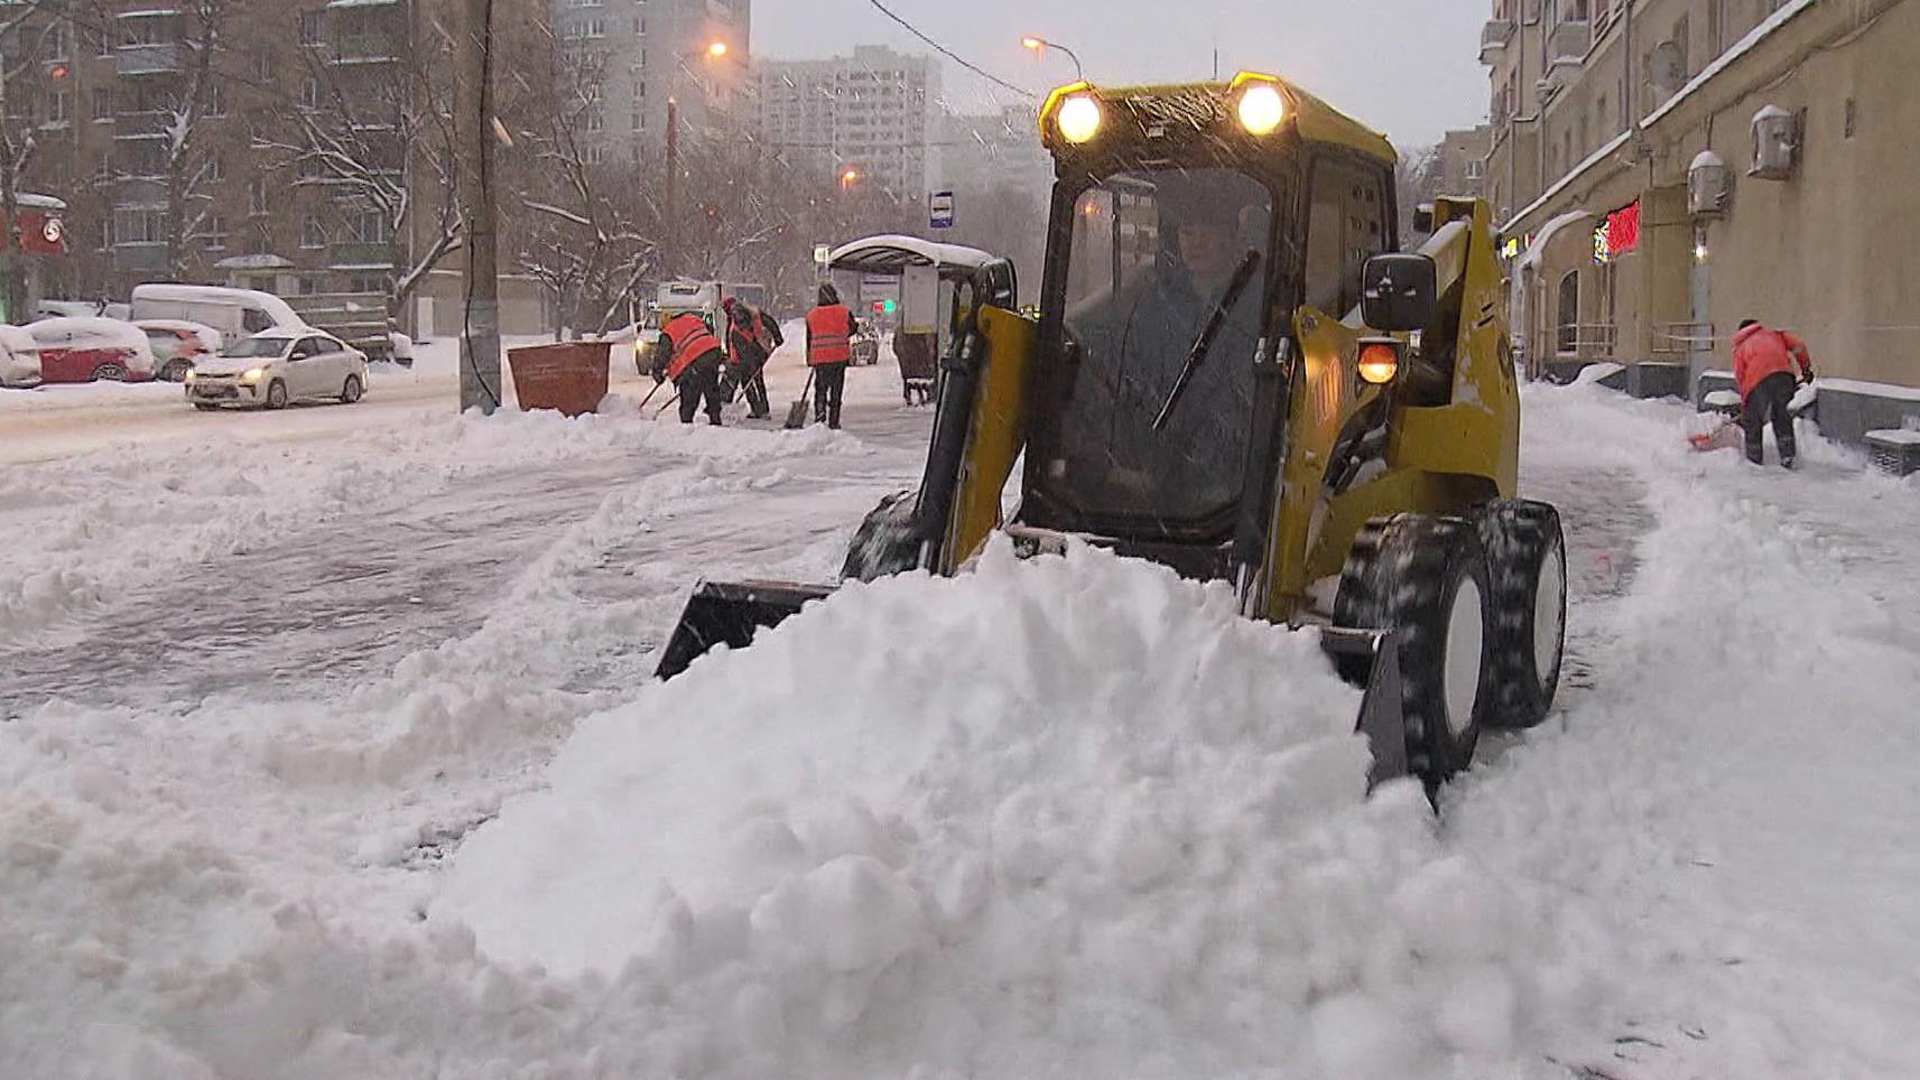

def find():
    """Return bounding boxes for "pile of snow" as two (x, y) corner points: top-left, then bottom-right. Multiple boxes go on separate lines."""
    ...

(432, 541), (1585, 1078)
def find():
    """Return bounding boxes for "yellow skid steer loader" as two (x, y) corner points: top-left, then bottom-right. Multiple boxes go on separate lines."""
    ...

(657, 73), (1566, 791)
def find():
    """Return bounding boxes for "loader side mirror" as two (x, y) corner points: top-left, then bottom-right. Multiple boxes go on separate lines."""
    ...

(1361, 253), (1438, 333)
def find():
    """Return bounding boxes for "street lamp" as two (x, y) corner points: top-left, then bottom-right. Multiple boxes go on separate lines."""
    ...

(839, 167), (861, 192)
(1020, 35), (1084, 82)
(664, 39), (741, 279)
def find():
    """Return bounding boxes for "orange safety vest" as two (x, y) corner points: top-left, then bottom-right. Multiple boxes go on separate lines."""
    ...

(805, 304), (854, 366)
(663, 312), (722, 380)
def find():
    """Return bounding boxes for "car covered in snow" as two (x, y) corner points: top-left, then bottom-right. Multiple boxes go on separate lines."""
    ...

(26, 317), (157, 383)
(185, 328), (368, 410)
(0, 323), (42, 388)
(134, 319), (223, 382)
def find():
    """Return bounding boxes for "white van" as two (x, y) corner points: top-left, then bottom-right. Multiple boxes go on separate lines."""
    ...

(129, 284), (304, 343)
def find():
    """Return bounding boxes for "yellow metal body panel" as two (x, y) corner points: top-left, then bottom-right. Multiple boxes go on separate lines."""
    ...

(942, 306), (1039, 572)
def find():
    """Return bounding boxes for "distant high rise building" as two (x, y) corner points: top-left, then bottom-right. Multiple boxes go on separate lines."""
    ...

(754, 45), (941, 200)
(550, 0), (751, 164)
(934, 105), (1051, 199)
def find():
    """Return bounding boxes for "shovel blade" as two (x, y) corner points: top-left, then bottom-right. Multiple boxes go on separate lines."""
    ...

(655, 580), (835, 679)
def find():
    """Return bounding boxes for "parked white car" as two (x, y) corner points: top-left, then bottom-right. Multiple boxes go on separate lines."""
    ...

(185, 328), (369, 410)
(0, 324), (41, 388)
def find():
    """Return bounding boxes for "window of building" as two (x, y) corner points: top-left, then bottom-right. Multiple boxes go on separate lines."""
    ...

(347, 273), (387, 294)
(255, 52), (273, 81)
(1465, 158), (1485, 181)
(585, 143), (607, 165)
(116, 208), (167, 245)
(92, 87), (112, 122)
(93, 26), (114, 58)
(47, 21), (69, 61)
(352, 210), (387, 244)
(301, 77), (321, 110)
(1556, 270), (1580, 354)
(299, 155), (328, 181)
(206, 79), (227, 117)
(203, 214), (228, 249)
(299, 12), (323, 46)
(248, 177), (268, 215)
(586, 110), (604, 132)
(208, 155), (223, 181)
(297, 276), (318, 295)
(98, 217), (113, 252)
(301, 214), (325, 248)
(46, 90), (69, 125)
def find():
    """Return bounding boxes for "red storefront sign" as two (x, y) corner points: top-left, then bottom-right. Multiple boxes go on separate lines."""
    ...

(2, 204), (68, 256)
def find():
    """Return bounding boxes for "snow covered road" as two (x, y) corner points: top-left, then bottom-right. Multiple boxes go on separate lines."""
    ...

(2, 353), (1918, 1077)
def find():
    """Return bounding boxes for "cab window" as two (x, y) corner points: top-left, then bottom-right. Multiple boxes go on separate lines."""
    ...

(242, 307), (275, 334)
(1304, 157), (1390, 318)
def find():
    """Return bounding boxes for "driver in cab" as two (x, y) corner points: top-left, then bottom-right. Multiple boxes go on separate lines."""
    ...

(1058, 172), (1271, 514)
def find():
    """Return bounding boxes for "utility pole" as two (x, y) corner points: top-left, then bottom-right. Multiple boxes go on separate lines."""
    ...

(455, 0), (501, 413)
(663, 96), (678, 281)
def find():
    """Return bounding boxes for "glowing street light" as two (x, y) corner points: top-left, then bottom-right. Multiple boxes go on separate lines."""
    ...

(840, 167), (861, 191)
(1020, 35), (1084, 82)
(706, 40), (729, 59)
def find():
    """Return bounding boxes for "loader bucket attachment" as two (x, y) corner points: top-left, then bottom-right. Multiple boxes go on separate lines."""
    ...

(1318, 627), (1407, 790)
(654, 580), (836, 680)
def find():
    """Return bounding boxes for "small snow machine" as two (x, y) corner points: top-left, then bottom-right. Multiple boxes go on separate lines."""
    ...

(658, 73), (1567, 795)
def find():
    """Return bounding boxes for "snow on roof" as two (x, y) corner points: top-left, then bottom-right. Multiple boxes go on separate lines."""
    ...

(1501, 132), (1632, 234)
(1516, 209), (1597, 271)
(827, 234), (996, 277)
(1866, 429), (1920, 446)
(26, 317), (155, 356)
(129, 283), (302, 326)
(1504, 0), (1820, 234)
(13, 193), (64, 210)
(115, 8), (181, 17)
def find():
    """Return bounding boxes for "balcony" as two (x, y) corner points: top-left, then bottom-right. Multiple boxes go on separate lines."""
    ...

(117, 42), (182, 75)
(112, 110), (169, 140)
(330, 34), (401, 64)
(1549, 19), (1591, 69)
(328, 240), (392, 268)
(1479, 19), (1516, 64)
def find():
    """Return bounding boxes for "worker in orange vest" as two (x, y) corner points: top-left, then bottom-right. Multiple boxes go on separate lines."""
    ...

(652, 309), (728, 425)
(1731, 318), (1814, 467)
(804, 282), (860, 429)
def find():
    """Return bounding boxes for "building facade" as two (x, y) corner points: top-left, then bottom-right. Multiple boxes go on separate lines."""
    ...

(1482, 0), (1920, 394)
(754, 45), (942, 202)
(550, 0), (750, 165)
(1435, 125), (1493, 200)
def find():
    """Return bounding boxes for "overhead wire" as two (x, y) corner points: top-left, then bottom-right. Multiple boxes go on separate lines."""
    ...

(862, 0), (1037, 101)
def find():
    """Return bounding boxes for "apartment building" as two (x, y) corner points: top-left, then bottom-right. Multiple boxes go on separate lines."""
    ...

(1481, 0), (1920, 400)
(755, 45), (942, 200)
(1435, 125), (1493, 200)
(934, 104), (1051, 199)
(550, 0), (749, 165)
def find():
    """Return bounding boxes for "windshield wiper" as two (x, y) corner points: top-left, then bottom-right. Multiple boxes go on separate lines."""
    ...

(1152, 249), (1262, 432)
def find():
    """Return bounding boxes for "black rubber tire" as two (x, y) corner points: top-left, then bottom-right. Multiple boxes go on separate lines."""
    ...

(266, 380), (288, 409)
(840, 490), (923, 582)
(193, 402), (219, 411)
(1475, 499), (1566, 729)
(1334, 513), (1494, 790)
(93, 363), (127, 382)
(161, 359), (193, 382)
(340, 375), (363, 404)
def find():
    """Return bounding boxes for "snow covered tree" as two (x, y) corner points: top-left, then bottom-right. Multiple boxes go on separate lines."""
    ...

(256, 22), (462, 325)
(0, 1), (69, 319)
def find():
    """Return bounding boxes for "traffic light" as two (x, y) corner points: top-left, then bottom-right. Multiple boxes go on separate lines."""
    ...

(883, 299), (897, 315)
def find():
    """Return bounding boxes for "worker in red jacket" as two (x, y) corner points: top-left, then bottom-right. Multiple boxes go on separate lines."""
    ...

(652, 310), (727, 425)
(1731, 318), (1815, 467)
(804, 282), (859, 429)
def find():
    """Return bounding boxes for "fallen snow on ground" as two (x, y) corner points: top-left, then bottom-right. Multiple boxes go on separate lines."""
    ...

(3, 373), (1920, 1078)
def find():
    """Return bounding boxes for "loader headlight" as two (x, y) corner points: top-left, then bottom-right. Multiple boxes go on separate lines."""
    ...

(1357, 343), (1400, 385)
(1237, 84), (1286, 136)
(1057, 94), (1102, 144)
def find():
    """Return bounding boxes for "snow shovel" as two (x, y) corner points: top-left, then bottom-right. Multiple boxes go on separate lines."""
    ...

(784, 369), (815, 430)
(654, 391), (680, 418)
(635, 380), (666, 411)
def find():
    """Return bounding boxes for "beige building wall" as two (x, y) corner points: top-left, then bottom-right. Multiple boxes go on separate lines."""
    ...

(1491, 0), (1920, 388)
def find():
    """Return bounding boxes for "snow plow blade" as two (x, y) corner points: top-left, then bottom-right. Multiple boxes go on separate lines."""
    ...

(654, 580), (835, 680)
(1319, 627), (1408, 790)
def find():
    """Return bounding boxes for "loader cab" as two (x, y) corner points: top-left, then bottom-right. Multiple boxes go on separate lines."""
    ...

(1022, 78), (1398, 572)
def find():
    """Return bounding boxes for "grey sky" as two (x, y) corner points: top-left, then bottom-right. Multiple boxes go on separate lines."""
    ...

(752, 0), (1490, 148)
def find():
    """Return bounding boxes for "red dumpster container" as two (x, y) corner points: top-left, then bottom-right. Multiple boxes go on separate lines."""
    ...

(507, 341), (610, 417)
